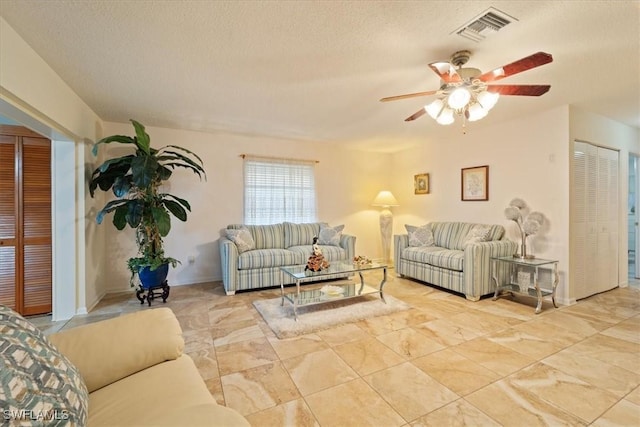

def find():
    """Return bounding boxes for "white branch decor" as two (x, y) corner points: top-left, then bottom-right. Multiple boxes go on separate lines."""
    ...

(504, 198), (545, 259)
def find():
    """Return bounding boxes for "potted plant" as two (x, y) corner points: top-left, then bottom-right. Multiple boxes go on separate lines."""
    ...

(89, 119), (206, 292)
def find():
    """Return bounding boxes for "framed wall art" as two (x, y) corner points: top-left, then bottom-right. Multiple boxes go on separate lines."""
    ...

(414, 173), (429, 195)
(461, 165), (489, 201)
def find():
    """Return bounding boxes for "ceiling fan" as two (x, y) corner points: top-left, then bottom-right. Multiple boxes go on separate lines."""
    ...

(380, 50), (553, 125)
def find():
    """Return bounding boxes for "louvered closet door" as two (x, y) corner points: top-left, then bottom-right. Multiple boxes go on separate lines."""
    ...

(603, 147), (619, 290)
(0, 126), (51, 315)
(22, 137), (52, 315)
(0, 137), (17, 309)
(572, 141), (619, 300)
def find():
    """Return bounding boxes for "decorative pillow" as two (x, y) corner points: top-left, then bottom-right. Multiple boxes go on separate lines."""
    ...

(284, 222), (322, 248)
(405, 224), (435, 247)
(318, 224), (345, 246)
(226, 227), (255, 253)
(0, 305), (88, 426)
(462, 224), (492, 248)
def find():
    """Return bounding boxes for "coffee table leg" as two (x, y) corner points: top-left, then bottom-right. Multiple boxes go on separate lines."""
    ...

(280, 271), (285, 306)
(294, 278), (300, 321)
(380, 267), (387, 303)
(358, 272), (365, 294)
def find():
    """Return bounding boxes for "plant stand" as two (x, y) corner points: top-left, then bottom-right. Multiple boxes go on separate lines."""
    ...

(136, 280), (170, 306)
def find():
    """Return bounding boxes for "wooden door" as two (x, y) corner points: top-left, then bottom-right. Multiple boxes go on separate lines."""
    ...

(0, 126), (51, 315)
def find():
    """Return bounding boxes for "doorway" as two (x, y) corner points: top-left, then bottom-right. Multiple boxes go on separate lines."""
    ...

(0, 125), (52, 315)
(0, 100), (81, 321)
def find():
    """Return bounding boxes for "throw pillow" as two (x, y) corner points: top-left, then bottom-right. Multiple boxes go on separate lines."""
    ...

(0, 305), (88, 426)
(405, 224), (435, 247)
(462, 224), (492, 248)
(226, 227), (255, 253)
(318, 224), (345, 246)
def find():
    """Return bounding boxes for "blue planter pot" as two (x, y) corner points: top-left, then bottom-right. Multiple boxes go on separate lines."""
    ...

(138, 263), (169, 289)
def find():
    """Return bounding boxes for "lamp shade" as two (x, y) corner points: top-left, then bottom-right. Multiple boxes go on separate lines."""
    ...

(467, 103), (488, 121)
(436, 107), (455, 125)
(447, 87), (471, 110)
(477, 90), (500, 110)
(372, 190), (399, 207)
(425, 99), (444, 119)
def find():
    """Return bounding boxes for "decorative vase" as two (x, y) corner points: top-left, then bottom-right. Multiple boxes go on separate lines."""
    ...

(138, 263), (169, 289)
(514, 234), (535, 259)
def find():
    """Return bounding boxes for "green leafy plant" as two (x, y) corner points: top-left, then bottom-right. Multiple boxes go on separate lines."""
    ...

(89, 119), (206, 285)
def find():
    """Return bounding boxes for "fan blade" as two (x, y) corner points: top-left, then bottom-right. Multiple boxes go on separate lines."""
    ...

(405, 108), (426, 122)
(486, 84), (551, 96)
(478, 52), (553, 83)
(428, 61), (462, 83)
(380, 90), (438, 102)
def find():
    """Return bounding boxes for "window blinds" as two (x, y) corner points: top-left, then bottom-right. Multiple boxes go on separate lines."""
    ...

(243, 156), (317, 225)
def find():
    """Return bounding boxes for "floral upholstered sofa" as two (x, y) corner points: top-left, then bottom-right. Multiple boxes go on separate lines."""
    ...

(394, 221), (516, 301)
(220, 222), (356, 295)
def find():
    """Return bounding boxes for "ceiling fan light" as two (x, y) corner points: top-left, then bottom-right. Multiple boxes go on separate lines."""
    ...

(467, 103), (488, 121)
(436, 108), (455, 125)
(477, 91), (500, 110)
(447, 87), (471, 110)
(425, 99), (444, 119)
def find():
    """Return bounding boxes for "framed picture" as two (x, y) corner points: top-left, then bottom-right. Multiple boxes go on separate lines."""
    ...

(461, 165), (489, 201)
(414, 173), (429, 195)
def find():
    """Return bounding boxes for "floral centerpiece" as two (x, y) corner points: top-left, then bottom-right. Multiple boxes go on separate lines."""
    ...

(504, 198), (544, 259)
(353, 255), (372, 266)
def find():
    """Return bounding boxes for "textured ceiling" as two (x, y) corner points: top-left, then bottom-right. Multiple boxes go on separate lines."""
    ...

(1, 1), (638, 152)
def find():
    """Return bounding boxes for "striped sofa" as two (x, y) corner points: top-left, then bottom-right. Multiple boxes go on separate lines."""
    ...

(394, 222), (516, 301)
(220, 222), (356, 295)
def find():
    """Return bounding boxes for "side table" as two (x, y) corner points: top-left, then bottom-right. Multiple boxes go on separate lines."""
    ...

(491, 256), (559, 314)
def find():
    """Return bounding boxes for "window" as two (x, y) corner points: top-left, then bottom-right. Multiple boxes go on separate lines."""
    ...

(243, 156), (317, 225)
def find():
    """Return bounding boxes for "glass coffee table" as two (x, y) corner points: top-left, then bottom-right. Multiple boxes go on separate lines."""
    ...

(280, 261), (388, 321)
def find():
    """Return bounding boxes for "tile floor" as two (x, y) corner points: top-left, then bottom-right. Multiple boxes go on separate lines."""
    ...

(30, 274), (640, 426)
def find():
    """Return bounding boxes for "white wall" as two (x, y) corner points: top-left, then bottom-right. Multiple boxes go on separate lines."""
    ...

(99, 122), (390, 291)
(0, 18), (104, 317)
(0, 18), (101, 141)
(390, 107), (572, 303)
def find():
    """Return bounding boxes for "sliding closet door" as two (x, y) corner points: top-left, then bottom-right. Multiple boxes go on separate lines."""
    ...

(0, 126), (52, 315)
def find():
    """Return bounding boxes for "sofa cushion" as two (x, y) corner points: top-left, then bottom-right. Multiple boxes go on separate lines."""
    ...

(318, 224), (344, 246)
(401, 247), (465, 271)
(431, 222), (505, 250)
(237, 248), (305, 270)
(226, 227), (256, 253)
(48, 308), (184, 394)
(462, 224), (492, 248)
(228, 223), (285, 249)
(0, 305), (88, 426)
(284, 222), (323, 248)
(87, 355), (251, 426)
(405, 224), (435, 247)
(288, 245), (347, 262)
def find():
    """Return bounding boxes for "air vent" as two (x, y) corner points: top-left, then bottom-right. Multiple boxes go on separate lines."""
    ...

(452, 7), (517, 42)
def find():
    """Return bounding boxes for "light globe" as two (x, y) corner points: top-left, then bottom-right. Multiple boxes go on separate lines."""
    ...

(447, 87), (471, 109)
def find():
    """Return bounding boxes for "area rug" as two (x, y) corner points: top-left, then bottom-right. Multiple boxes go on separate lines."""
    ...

(253, 294), (411, 339)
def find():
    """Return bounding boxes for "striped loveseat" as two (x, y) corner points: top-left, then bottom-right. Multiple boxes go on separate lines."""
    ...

(394, 222), (516, 301)
(220, 222), (356, 295)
